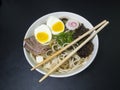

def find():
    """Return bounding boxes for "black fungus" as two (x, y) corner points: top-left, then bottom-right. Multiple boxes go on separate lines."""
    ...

(73, 24), (94, 58)
(60, 18), (68, 24)
(77, 42), (94, 58)
(73, 24), (89, 39)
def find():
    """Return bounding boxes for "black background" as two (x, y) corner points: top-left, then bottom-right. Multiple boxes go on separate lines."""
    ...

(0, 0), (120, 90)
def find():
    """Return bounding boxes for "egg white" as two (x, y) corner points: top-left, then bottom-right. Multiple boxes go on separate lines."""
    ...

(34, 24), (52, 44)
(47, 16), (64, 35)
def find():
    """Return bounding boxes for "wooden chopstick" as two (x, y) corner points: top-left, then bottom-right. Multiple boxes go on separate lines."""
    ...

(39, 21), (109, 83)
(31, 20), (107, 71)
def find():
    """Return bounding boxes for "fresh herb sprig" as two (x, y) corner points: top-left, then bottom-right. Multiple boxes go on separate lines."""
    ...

(53, 31), (74, 46)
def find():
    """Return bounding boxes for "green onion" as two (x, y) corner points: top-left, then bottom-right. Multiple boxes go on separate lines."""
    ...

(53, 31), (74, 46)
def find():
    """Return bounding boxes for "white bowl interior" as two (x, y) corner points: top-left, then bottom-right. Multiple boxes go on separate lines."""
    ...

(23, 12), (99, 78)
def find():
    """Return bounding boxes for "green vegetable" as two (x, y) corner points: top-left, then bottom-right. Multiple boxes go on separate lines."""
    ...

(53, 31), (74, 46)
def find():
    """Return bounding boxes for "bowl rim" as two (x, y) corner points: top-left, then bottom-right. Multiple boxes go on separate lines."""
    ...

(23, 11), (99, 78)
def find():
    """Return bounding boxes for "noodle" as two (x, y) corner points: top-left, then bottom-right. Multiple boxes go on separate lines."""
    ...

(29, 38), (90, 74)
(29, 40), (90, 73)
(43, 43), (86, 73)
(46, 49), (53, 57)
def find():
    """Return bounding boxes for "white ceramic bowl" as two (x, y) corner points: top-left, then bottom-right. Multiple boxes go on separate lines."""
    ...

(23, 12), (99, 78)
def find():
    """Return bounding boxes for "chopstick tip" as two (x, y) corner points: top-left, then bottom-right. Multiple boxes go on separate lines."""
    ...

(107, 21), (109, 24)
(30, 68), (34, 71)
(39, 78), (43, 83)
(105, 20), (109, 24)
(104, 20), (107, 22)
(106, 21), (109, 25)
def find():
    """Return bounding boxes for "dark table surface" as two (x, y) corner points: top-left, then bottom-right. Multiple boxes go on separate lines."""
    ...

(0, 0), (120, 90)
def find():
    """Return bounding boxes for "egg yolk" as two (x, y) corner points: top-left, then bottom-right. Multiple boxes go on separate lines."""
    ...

(52, 22), (64, 32)
(36, 32), (49, 43)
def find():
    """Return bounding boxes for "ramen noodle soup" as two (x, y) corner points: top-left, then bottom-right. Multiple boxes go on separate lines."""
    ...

(23, 16), (94, 74)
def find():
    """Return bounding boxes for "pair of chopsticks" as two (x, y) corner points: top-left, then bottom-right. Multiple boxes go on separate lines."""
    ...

(31, 20), (109, 83)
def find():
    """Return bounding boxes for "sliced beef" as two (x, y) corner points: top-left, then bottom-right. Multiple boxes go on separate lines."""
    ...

(23, 36), (50, 56)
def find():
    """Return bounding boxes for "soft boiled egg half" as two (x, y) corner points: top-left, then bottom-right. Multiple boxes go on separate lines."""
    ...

(47, 16), (65, 35)
(34, 24), (52, 44)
